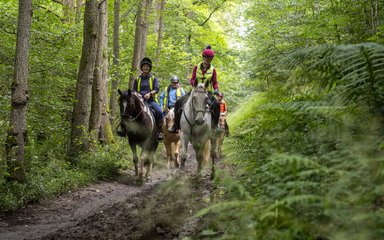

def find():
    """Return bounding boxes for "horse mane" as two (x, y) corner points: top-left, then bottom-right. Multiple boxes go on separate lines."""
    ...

(131, 91), (146, 111)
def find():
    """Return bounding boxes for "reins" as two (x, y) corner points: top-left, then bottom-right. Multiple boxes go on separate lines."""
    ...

(183, 88), (207, 129)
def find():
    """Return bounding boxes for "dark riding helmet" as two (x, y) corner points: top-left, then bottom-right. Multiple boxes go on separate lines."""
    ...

(202, 45), (214, 58)
(140, 57), (152, 71)
(170, 76), (179, 83)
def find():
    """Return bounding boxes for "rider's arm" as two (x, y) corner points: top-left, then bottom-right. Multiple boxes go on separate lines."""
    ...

(152, 76), (160, 94)
(190, 65), (198, 86)
(212, 68), (218, 91)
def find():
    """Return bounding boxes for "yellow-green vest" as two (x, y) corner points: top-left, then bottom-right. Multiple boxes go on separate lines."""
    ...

(196, 62), (214, 92)
(162, 86), (183, 111)
(136, 76), (159, 103)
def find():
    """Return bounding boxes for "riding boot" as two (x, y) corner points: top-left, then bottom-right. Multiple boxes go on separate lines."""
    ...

(212, 100), (221, 132)
(156, 121), (164, 142)
(168, 108), (181, 133)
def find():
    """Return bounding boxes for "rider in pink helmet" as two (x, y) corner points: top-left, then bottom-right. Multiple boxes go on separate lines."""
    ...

(169, 45), (220, 133)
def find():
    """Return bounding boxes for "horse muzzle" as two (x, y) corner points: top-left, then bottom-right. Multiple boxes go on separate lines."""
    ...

(195, 117), (205, 126)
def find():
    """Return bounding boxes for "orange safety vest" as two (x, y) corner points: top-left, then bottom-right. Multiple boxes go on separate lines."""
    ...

(219, 100), (227, 113)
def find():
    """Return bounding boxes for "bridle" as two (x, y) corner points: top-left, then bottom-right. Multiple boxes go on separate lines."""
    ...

(183, 87), (207, 127)
(120, 96), (143, 122)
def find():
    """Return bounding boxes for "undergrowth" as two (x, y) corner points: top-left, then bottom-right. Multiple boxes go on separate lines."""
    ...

(0, 138), (131, 213)
(195, 44), (384, 240)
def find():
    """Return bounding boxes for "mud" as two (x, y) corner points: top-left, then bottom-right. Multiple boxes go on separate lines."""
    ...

(0, 144), (219, 240)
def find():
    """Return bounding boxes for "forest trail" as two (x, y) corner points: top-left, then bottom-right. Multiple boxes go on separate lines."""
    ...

(0, 144), (220, 240)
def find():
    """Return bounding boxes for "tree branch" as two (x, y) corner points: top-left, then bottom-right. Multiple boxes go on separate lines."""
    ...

(199, 0), (227, 26)
(51, 0), (63, 4)
(99, 0), (107, 8)
(36, 5), (64, 22)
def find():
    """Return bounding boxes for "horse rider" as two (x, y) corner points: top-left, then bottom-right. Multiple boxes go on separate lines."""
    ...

(217, 92), (230, 136)
(169, 45), (221, 133)
(117, 57), (164, 142)
(159, 76), (186, 117)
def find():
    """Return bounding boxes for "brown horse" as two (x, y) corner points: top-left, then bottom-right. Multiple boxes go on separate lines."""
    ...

(216, 113), (227, 158)
(162, 108), (181, 169)
(118, 89), (159, 182)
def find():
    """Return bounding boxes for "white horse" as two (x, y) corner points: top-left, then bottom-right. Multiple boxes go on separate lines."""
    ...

(179, 80), (217, 179)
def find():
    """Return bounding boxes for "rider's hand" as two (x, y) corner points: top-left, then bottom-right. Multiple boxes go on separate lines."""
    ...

(213, 89), (219, 96)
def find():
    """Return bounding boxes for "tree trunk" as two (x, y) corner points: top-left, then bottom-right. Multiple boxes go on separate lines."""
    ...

(139, 0), (153, 60)
(64, 0), (76, 23)
(5, 0), (33, 182)
(75, 0), (84, 23)
(89, 0), (108, 145)
(52, 0), (76, 23)
(370, 0), (379, 33)
(98, 0), (113, 144)
(70, 0), (99, 159)
(129, 0), (147, 88)
(110, 0), (120, 127)
(154, 0), (165, 67)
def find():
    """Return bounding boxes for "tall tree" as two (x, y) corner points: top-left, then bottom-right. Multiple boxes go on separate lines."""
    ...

(5, 0), (33, 182)
(52, 0), (76, 23)
(129, 0), (148, 88)
(110, 0), (120, 126)
(69, 0), (99, 157)
(90, 0), (109, 144)
(139, 0), (153, 59)
(154, 0), (165, 67)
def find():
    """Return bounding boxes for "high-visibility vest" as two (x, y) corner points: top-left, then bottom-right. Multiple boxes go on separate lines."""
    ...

(162, 86), (183, 111)
(136, 75), (159, 103)
(219, 100), (227, 113)
(196, 62), (214, 92)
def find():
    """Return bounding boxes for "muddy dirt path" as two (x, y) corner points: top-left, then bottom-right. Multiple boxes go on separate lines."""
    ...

(0, 144), (220, 240)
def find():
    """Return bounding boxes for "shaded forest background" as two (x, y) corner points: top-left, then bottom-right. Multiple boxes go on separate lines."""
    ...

(1, 0), (384, 239)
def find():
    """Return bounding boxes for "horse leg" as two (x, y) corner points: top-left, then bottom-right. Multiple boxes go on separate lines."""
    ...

(165, 141), (171, 169)
(131, 145), (139, 176)
(210, 137), (217, 180)
(174, 140), (180, 168)
(179, 132), (188, 170)
(195, 146), (203, 177)
(180, 139), (188, 170)
(138, 151), (146, 182)
(144, 152), (153, 181)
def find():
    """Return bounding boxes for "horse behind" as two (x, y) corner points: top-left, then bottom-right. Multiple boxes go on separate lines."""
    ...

(162, 108), (181, 169)
(179, 81), (217, 179)
(118, 89), (159, 182)
(216, 113), (227, 158)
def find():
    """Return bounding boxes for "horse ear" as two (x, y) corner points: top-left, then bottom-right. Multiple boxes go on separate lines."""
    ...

(204, 80), (209, 89)
(118, 89), (122, 95)
(128, 89), (132, 96)
(193, 78), (198, 87)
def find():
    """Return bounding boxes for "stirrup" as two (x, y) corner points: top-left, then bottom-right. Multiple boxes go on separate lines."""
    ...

(156, 133), (164, 142)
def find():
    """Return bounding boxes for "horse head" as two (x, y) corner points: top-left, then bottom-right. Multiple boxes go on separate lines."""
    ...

(219, 114), (226, 130)
(191, 83), (208, 126)
(118, 89), (143, 119)
(164, 108), (176, 131)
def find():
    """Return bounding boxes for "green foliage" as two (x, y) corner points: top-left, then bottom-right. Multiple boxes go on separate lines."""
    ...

(77, 142), (132, 180)
(285, 43), (384, 116)
(201, 91), (384, 239)
(0, 141), (131, 213)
